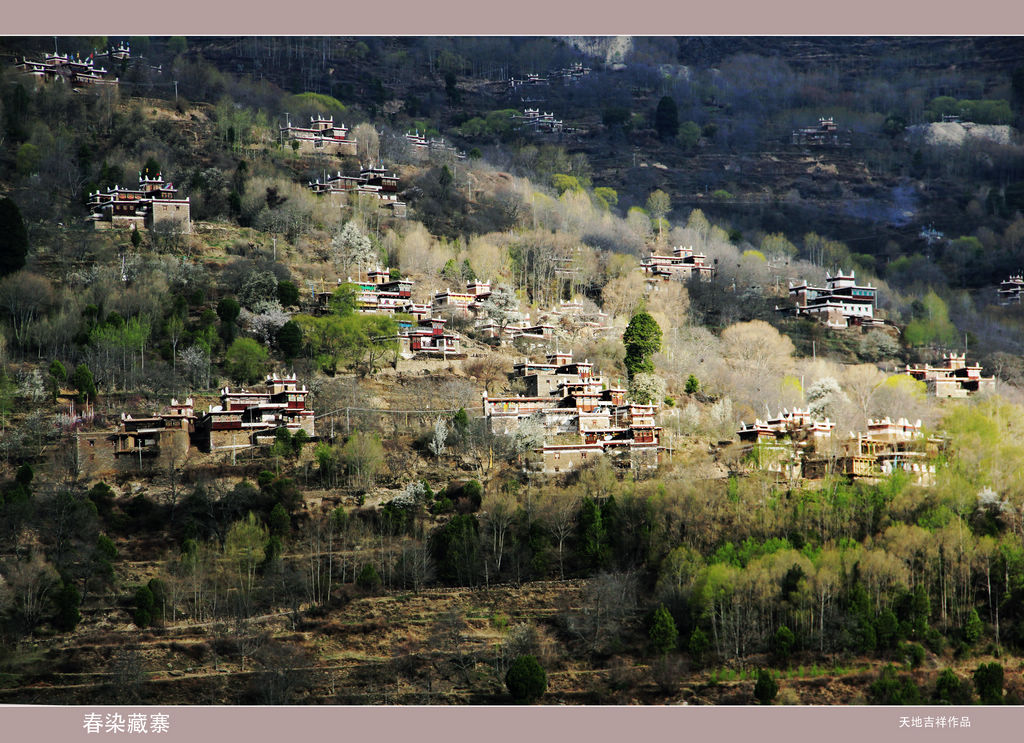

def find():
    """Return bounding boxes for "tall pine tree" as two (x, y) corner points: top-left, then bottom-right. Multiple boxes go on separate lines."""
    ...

(0, 197), (28, 277)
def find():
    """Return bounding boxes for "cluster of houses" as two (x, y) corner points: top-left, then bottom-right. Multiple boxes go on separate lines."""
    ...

(640, 245), (717, 284)
(791, 117), (841, 145)
(787, 270), (882, 328)
(483, 352), (661, 474)
(311, 269), (465, 359)
(512, 109), (567, 134)
(506, 62), (591, 91)
(308, 164), (406, 216)
(430, 280), (609, 344)
(481, 299), (611, 344)
(311, 268), (611, 358)
(16, 51), (119, 88)
(736, 409), (942, 484)
(75, 374), (315, 476)
(86, 172), (192, 233)
(902, 353), (996, 398)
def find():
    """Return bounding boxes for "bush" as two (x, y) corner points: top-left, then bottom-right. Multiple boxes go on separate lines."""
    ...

(133, 585), (156, 628)
(772, 625), (796, 665)
(505, 655), (547, 703)
(356, 563), (381, 591)
(685, 375), (700, 394)
(901, 641), (926, 669)
(869, 664), (922, 705)
(53, 582), (82, 632)
(974, 662), (1004, 704)
(934, 668), (973, 705)
(754, 669), (778, 704)
(225, 337), (268, 385)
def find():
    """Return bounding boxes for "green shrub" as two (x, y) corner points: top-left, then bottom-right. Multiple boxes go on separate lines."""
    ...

(505, 655), (547, 703)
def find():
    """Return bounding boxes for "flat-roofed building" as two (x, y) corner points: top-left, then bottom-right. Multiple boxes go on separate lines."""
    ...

(87, 172), (191, 232)
(903, 353), (996, 398)
(789, 270), (880, 328)
(280, 114), (357, 156)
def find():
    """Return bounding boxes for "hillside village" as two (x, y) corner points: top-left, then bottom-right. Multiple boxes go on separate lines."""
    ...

(2, 35), (1024, 708)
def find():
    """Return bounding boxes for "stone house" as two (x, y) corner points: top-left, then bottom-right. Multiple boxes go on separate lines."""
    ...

(998, 274), (1024, 305)
(195, 374), (315, 452)
(640, 246), (716, 283)
(803, 417), (942, 485)
(280, 114), (357, 156)
(788, 271), (881, 328)
(791, 117), (839, 145)
(902, 354), (996, 398)
(87, 172), (191, 232)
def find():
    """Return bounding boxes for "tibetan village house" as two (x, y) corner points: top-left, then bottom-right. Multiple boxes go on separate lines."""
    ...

(791, 117), (840, 145)
(998, 275), (1024, 305)
(381, 317), (461, 359)
(15, 51), (118, 87)
(640, 246), (716, 283)
(788, 270), (881, 328)
(803, 417), (942, 485)
(902, 353), (996, 398)
(404, 131), (466, 160)
(432, 281), (493, 315)
(280, 114), (357, 156)
(87, 172), (191, 232)
(195, 374), (314, 452)
(308, 165), (406, 216)
(736, 408), (835, 481)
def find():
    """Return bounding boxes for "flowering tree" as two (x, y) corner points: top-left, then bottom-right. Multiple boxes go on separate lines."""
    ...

(331, 222), (375, 278)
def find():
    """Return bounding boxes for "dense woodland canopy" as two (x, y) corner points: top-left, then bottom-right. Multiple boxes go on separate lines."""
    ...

(1, 35), (1024, 705)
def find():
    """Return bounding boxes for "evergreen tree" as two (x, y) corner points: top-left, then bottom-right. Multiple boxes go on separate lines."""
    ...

(505, 655), (547, 703)
(48, 360), (67, 403)
(963, 608), (983, 647)
(772, 625), (796, 665)
(754, 669), (778, 704)
(133, 585), (156, 627)
(934, 668), (974, 705)
(578, 497), (610, 570)
(869, 664), (922, 705)
(622, 311), (662, 381)
(685, 375), (700, 394)
(53, 581), (82, 632)
(0, 197), (29, 277)
(654, 96), (679, 139)
(71, 364), (97, 403)
(356, 563), (382, 591)
(649, 604), (679, 655)
(688, 627), (710, 665)
(974, 662), (1004, 704)
(276, 321), (303, 361)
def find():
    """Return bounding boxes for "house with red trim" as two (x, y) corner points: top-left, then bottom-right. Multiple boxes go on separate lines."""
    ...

(902, 353), (996, 398)
(280, 114), (357, 156)
(87, 172), (191, 232)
